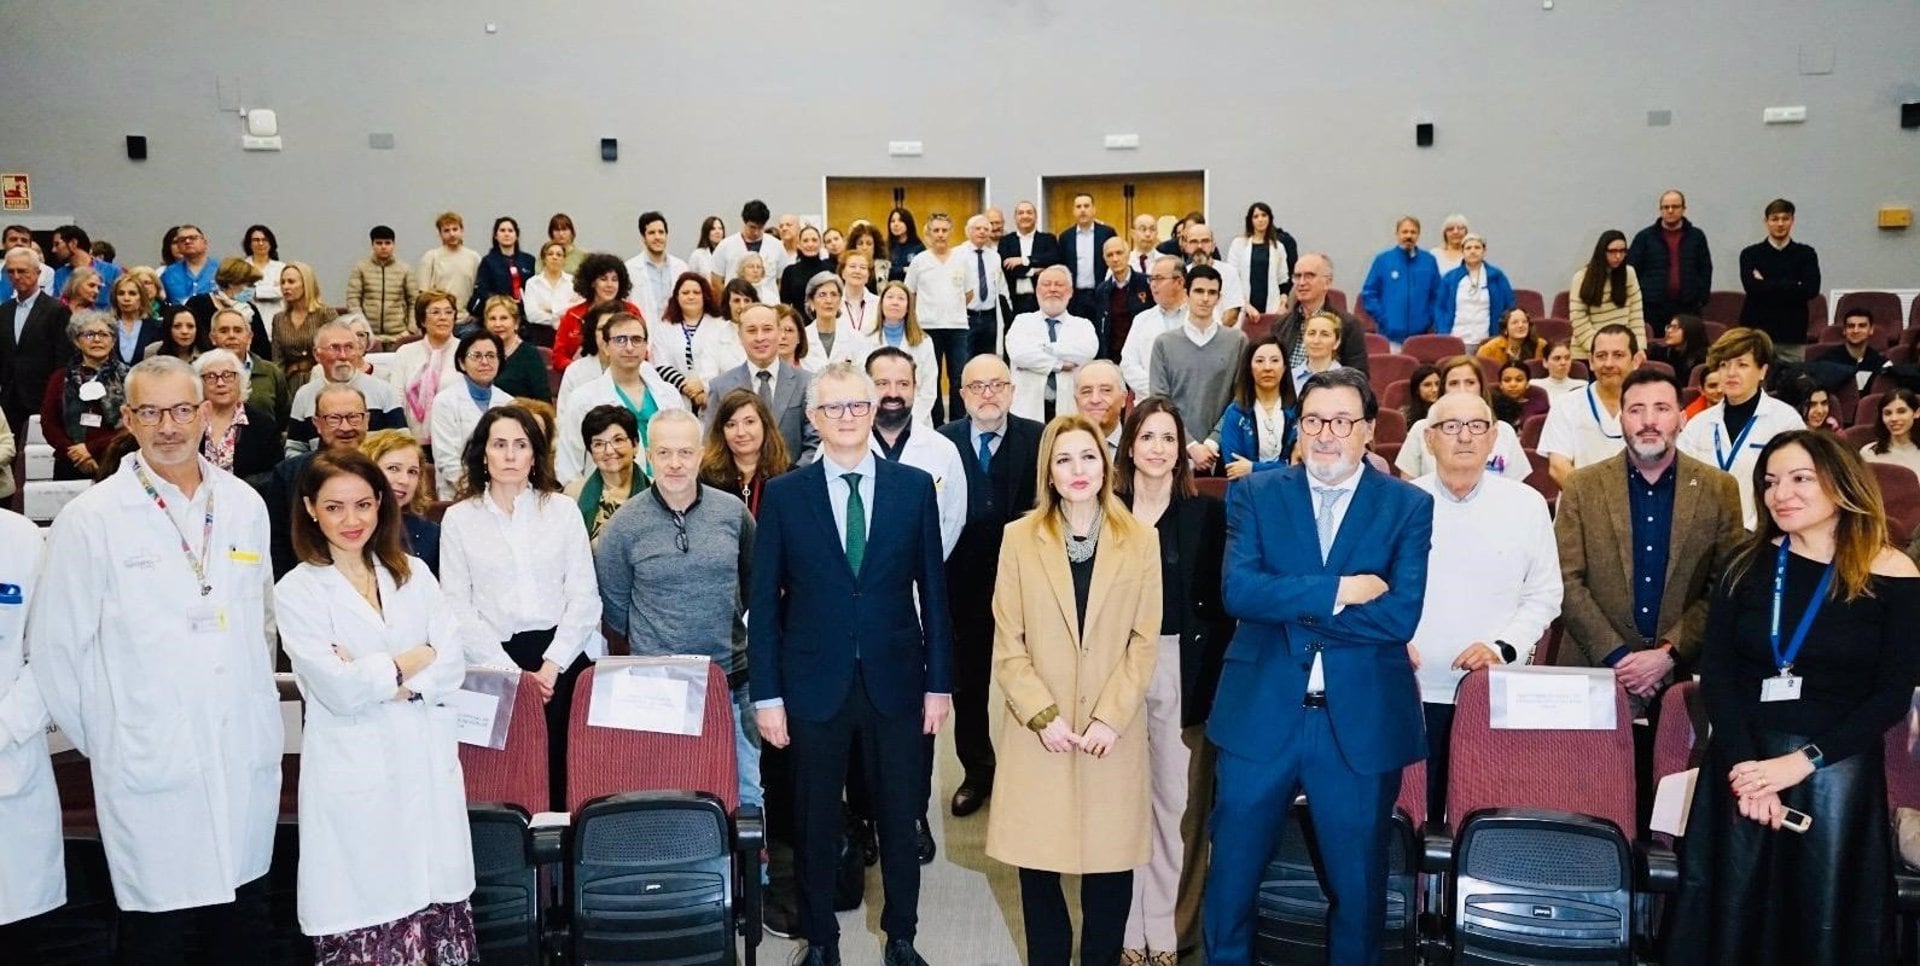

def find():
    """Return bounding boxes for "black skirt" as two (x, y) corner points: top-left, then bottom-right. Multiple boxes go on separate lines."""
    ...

(1664, 728), (1894, 965)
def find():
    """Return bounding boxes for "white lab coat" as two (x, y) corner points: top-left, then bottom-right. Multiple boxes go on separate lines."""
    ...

(625, 252), (692, 325)
(0, 510), (61, 925)
(275, 559), (474, 937)
(1005, 311), (1099, 423)
(428, 381), (516, 499)
(29, 456), (282, 912)
(1676, 392), (1801, 529)
(870, 426), (970, 558)
(556, 367), (688, 482)
(800, 320), (878, 374)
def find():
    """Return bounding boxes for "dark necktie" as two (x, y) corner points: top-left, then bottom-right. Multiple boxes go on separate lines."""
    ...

(842, 472), (866, 574)
(975, 248), (989, 306)
(977, 431), (997, 475)
(1045, 318), (1060, 400)
(755, 369), (772, 407)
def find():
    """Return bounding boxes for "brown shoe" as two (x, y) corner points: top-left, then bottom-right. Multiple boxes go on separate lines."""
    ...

(1119, 950), (1146, 966)
(1147, 952), (1177, 966)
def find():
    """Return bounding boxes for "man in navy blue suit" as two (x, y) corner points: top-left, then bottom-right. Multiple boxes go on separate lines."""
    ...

(749, 360), (953, 966)
(1203, 367), (1434, 966)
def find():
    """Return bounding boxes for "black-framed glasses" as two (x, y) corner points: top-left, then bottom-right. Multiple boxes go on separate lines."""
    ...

(962, 379), (1011, 394)
(128, 403), (200, 426)
(200, 370), (240, 384)
(670, 510), (690, 553)
(1433, 418), (1493, 437)
(607, 334), (647, 347)
(318, 412), (368, 428)
(1299, 414), (1361, 438)
(815, 400), (873, 419)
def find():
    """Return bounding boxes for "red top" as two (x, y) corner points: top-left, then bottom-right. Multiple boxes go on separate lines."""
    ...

(1662, 226), (1685, 298)
(551, 299), (643, 375)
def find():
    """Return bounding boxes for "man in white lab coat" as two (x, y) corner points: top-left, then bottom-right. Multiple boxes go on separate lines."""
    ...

(0, 507), (61, 951)
(30, 355), (282, 966)
(1005, 265), (1099, 423)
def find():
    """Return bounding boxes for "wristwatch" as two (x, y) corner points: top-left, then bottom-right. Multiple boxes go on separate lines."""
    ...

(1493, 640), (1518, 664)
(1799, 744), (1824, 769)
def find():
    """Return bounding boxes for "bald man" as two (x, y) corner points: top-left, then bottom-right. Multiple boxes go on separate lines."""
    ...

(998, 201), (1060, 317)
(1074, 360), (1128, 458)
(1093, 238), (1153, 362)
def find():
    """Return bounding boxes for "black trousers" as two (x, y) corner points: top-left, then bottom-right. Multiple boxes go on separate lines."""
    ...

(967, 308), (1000, 359)
(951, 617), (998, 784)
(1423, 702), (1455, 825)
(929, 329), (969, 425)
(790, 665), (925, 947)
(117, 874), (271, 966)
(501, 627), (591, 812)
(1018, 867), (1133, 966)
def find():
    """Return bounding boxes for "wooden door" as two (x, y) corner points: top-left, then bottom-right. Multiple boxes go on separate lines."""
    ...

(824, 177), (987, 237)
(1041, 171), (1206, 240)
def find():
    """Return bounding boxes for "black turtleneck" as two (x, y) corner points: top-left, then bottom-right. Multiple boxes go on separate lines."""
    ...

(1723, 391), (1761, 438)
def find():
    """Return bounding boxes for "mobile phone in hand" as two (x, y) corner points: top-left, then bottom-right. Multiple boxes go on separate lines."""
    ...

(1780, 807), (1813, 834)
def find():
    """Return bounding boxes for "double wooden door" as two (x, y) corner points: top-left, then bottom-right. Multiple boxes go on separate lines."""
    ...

(824, 177), (987, 236)
(1040, 171), (1206, 241)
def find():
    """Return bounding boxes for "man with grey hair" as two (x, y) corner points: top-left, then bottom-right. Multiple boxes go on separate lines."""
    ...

(284, 316), (404, 455)
(2, 245), (72, 435)
(959, 214), (1004, 358)
(1181, 221), (1246, 328)
(1005, 265), (1098, 422)
(1073, 359), (1129, 458)
(261, 383), (373, 577)
(208, 307), (290, 427)
(1406, 390), (1561, 820)
(1271, 251), (1369, 374)
(750, 360), (952, 966)
(1120, 254), (1189, 398)
(31, 355), (281, 966)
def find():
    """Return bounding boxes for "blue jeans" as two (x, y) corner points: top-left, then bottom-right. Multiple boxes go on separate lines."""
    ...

(730, 684), (763, 811)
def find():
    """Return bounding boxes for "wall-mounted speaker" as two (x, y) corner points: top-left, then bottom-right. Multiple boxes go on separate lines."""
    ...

(1902, 102), (1920, 130)
(1415, 123), (1435, 148)
(600, 138), (618, 162)
(126, 135), (147, 161)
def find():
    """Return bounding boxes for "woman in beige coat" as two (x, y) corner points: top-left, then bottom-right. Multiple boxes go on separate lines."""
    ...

(988, 413), (1163, 966)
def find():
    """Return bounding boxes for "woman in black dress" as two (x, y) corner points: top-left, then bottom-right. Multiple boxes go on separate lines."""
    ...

(1667, 429), (1920, 965)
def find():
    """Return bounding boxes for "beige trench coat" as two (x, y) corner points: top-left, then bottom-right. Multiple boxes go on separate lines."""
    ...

(985, 511), (1162, 874)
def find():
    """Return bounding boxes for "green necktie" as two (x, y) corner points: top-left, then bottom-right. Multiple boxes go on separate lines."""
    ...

(842, 472), (866, 574)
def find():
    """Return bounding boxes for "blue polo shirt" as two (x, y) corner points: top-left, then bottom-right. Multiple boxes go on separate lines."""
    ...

(52, 259), (121, 308)
(160, 260), (217, 303)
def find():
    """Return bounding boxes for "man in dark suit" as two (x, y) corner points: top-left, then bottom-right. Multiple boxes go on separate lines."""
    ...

(1, 247), (73, 437)
(705, 303), (816, 464)
(997, 200), (1059, 317)
(937, 354), (1041, 816)
(1626, 189), (1713, 331)
(750, 360), (952, 966)
(1204, 367), (1433, 966)
(1058, 194), (1118, 322)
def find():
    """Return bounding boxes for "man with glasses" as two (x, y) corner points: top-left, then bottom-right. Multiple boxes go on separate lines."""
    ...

(159, 224), (216, 302)
(1120, 254), (1190, 398)
(284, 316), (404, 456)
(1205, 367), (1432, 966)
(1405, 391), (1561, 820)
(555, 311), (686, 482)
(261, 383), (373, 578)
(1270, 252), (1369, 375)
(208, 307), (289, 428)
(938, 355), (1041, 818)
(1180, 221), (1246, 329)
(32, 355), (281, 966)
(751, 360), (952, 966)
(594, 409), (761, 811)
(1627, 189), (1713, 332)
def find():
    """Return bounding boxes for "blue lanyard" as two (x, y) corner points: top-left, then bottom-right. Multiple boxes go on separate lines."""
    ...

(1586, 386), (1622, 440)
(1770, 537), (1835, 673)
(1712, 412), (1761, 472)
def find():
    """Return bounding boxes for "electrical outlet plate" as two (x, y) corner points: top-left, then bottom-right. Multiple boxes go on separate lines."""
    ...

(1104, 133), (1140, 150)
(887, 140), (923, 157)
(241, 135), (282, 151)
(1763, 106), (1808, 124)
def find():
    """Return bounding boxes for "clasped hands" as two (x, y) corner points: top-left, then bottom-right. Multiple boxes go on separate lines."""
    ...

(755, 693), (950, 750)
(1038, 718), (1118, 758)
(1727, 753), (1815, 829)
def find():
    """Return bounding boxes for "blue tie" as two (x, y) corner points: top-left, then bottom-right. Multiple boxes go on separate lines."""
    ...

(975, 248), (989, 306)
(977, 431), (997, 475)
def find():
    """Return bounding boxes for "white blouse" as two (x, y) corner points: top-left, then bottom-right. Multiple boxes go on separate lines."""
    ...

(648, 316), (744, 384)
(522, 273), (580, 330)
(439, 487), (604, 670)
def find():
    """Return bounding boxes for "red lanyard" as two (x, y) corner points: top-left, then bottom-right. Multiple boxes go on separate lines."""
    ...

(134, 461), (215, 597)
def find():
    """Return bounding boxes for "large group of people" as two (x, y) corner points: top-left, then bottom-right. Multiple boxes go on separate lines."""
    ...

(0, 189), (1917, 966)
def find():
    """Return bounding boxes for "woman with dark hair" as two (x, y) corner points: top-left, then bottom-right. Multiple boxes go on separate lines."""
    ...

(469, 216), (536, 321)
(274, 448), (476, 964)
(1650, 314), (1711, 381)
(777, 224), (835, 310)
(484, 289), (553, 402)
(144, 304), (205, 361)
(885, 206), (923, 281)
(1495, 361), (1545, 425)
(1798, 385), (1839, 433)
(41, 311), (126, 480)
(846, 221), (889, 292)
(428, 329), (516, 498)
(1227, 201), (1299, 315)
(547, 212), (583, 274)
(1862, 388), (1920, 476)
(563, 404), (640, 545)
(687, 215), (726, 283)
(440, 406), (603, 810)
(1207, 335), (1293, 479)
(698, 388), (790, 517)
(1476, 307), (1548, 366)
(722, 277), (760, 323)
(1395, 355), (1530, 480)
(1534, 340), (1587, 397)
(1667, 430), (1920, 964)
(1115, 397), (1232, 965)
(360, 429), (441, 575)
(1569, 229), (1644, 360)
(774, 305), (808, 369)
(1404, 363), (1443, 424)
(238, 224), (285, 321)
(654, 271), (739, 388)
(552, 252), (640, 374)
(159, 225), (181, 267)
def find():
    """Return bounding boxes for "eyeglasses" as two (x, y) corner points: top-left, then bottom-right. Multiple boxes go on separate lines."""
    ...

(317, 412), (368, 428)
(463, 352), (499, 363)
(1432, 418), (1493, 437)
(670, 510), (690, 554)
(606, 334), (646, 347)
(1299, 414), (1362, 438)
(77, 330), (114, 340)
(128, 403), (200, 426)
(962, 379), (1011, 394)
(814, 400), (873, 419)
(200, 371), (240, 384)
(588, 437), (633, 454)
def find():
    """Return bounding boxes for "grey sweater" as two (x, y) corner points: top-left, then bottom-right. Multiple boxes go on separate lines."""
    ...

(1149, 323), (1247, 441)
(592, 483), (756, 679)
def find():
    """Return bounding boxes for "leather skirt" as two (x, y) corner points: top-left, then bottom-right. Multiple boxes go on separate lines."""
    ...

(1664, 729), (1895, 965)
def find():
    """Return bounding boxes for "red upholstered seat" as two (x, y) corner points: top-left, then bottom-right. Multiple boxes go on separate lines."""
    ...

(1372, 408), (1407, 446)
(1362, 332), (1390, 355)
(1367, 354), (1418, 399)
(1403, 334), (1466, 365)
(1534, 316), (1572, 347)
(1886, 721), (1920, 811)
(1703, 291), (1745, 325)
(459, 669), (551, 813)
(1447, 670), (1639, 838)
(1513, 289), (1546, 321)
(565, 661), (739, 814)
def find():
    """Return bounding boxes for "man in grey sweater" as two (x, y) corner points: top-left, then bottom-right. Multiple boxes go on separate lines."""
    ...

(592, 408), (760, 808)
(1149, 263), (1247, 468)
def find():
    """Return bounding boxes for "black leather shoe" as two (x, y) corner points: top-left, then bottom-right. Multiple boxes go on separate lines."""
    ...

(764, 894), (800, 939)
(883, 937), (929, 966)
(795, 944), (841, 966)
(950, 779), (991, 817)
(914, 817), (936, 864)
(854, 816), (878, 867)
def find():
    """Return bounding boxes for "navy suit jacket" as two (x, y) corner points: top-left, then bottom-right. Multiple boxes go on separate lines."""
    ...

(1207, 463), (1433, 775)
(749, 456), (955, 722)
(1057, 222), (1118, 290)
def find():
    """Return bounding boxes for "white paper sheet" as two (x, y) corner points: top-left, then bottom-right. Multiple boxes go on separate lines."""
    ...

(590, 670), (699, 735)
(1650, 768), (1699, 837)
(280, 700), (303, 754)
(1490, 666), (1617, 730)
(446, 688), (502, 748)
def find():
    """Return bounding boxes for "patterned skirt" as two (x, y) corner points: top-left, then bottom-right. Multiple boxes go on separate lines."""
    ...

(313, 901), (477, 966)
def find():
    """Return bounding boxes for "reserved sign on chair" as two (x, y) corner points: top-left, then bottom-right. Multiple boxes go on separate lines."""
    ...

(1488, 666), (1617, 730)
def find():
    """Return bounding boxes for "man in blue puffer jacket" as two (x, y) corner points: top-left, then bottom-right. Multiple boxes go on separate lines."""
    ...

(1359, 216), (1442, 348)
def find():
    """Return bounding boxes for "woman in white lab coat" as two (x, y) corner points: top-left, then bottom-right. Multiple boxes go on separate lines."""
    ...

(274, 449), (475, 963)
(0, 508), (61, 942)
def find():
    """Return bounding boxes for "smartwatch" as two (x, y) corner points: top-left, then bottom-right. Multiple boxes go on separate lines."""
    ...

(1799, 744), (1824, 769)
(1494, 640), (1518, 664)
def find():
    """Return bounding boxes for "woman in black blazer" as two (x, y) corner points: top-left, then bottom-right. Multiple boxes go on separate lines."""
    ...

(1113, 395), (1233, 964)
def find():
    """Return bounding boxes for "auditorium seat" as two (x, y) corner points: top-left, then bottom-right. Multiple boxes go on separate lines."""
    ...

(1703, 291), (1745, 324)
(460, 669), (551, 811)
(1195, 476), (1229, 501)
(1240, 311), (1274, 344)
(1551, 291), (1570, 319)
(1534, 316), (1572, 347)
(1363, 332), (1390, 355)
(1352, 299), (1377, 333)
(1883, 723), (1920, 952)
(1368, 354), (1418, 398)
(1806, 293), (1829, 339)
(1867, 462), (1920, 523)
(1380, 379), (1411, 414)
(1475, 356), (1500, 390)
(1523, 449), (1558, 506)
(538, 346), (559, 399)
(1513, 289), (1546, 321)
(459, 667), (554, 962)
(1702, 320), (1728, 343)
(1856, 392), (1886, 429)
(1327, 288), (1349, 313)
(1520, 414), (1547, 450)
(1402, 334), (1465, 364)
(1373, 408), (1408, 446)
(1688, 363), (1707, 389)
(1843, 423), (1879, 450)
(1648, 681), (1706, 848)
(1372, 442), (1402, 475)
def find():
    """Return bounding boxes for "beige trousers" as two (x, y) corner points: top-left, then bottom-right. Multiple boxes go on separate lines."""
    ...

(1123, 634), (1191, 953)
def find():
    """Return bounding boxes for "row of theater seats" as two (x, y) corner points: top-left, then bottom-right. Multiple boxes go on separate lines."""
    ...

(44, 662), (765, 966)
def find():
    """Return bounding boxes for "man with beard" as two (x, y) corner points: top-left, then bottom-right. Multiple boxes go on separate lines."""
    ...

(861, 346), (967, 863)
(1181, 221), (1245, 329)
(1555, 367), (1741, 715)
(1005, 266), (1098, 423)
(284, 316), (404, 455)
(1204, 367), (1432, 966)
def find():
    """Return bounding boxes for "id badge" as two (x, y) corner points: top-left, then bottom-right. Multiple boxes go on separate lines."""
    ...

(79, 413), (103, 428)
(1760, 673), (1803, 702)
(188, 604), (229, 636)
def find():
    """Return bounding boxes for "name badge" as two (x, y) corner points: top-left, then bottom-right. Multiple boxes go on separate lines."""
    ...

(79, 413), (103, 428)
(229, 548), (261, 565)
(0, 582), (22, 605)
(188, 604), (229, 635)
(1760, 673), (1803, 702)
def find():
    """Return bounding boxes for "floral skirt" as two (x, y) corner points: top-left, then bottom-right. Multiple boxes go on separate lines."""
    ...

(313, 901), (477, 966)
